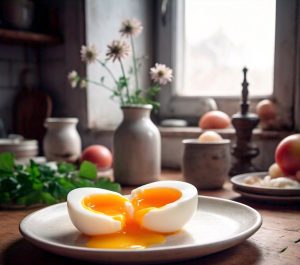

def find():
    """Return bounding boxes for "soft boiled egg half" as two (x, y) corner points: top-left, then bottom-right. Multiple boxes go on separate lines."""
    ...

(67, 181), (198, 249)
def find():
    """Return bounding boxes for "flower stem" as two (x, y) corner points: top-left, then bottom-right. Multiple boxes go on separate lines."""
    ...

(119, 59), (130, 104)
(96, 59), (125, 105)
(88, 79), (125, 105)
(130, 35), (139, 93)
(85, 79), (115, 92)
(97, 59), (118, 85)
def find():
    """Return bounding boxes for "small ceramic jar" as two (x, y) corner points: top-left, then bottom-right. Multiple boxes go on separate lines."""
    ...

(43, 118), (81, 162)
(182, 139), (231, 189)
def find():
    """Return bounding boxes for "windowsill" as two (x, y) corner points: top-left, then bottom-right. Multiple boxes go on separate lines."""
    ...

(85, 126), (293, 140)
(159, 127), (293, 140)
(83, 126), (294, 170)
(159, 127), (293, 170)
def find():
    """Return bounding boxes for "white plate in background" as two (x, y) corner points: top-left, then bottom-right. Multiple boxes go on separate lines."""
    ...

(233, 186), (300, 203)
(231, 172), (300, 196)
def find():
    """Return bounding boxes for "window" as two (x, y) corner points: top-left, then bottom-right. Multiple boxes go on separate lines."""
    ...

(157, 0), (298, 129)
(85, 0), (153, 130)
(183, 0), (275, 97)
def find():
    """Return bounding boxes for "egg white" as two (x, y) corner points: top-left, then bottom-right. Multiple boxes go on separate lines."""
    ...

(130, 180), (198, 233)
(67, 187), (132, 236)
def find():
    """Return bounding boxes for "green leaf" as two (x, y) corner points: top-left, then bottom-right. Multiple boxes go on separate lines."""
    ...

(32, 180), (43, 191)
(16, 191), (41, 206)
(58, 163), (76, 174)
(95, 178), (121, 193)
(58, 178), (76, 190)
(118, 76), (129, 89)
(27, 161), (40, 179)
(41, 192), (57, 204)
(147, 85), (160, 97)
(79, 161), (97, 179)
(135, 89), (142, 97)
(73, 178), (94, 188)
(50, 182), (69, 200)
(0, 152), (14, 172)
(0, 177), (18, 192)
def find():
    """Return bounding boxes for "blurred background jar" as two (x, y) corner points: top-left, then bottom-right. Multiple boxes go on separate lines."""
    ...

(1, 0), (34, 30)
(43, 118), (81, 163)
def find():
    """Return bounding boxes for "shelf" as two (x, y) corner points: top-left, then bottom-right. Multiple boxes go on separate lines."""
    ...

(0, 28), (61, 46)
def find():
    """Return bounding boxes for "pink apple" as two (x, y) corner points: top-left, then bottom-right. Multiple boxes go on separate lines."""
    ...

(81, 145), (113, 170)
(275, 134), (300, 177)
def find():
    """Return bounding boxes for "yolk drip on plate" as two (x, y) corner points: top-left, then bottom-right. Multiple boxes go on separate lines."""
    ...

(86, 222), (166, 249)
(82, 187), (182, 249)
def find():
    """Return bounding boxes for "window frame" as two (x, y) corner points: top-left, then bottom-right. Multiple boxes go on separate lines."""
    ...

(156, 0), (298, 129)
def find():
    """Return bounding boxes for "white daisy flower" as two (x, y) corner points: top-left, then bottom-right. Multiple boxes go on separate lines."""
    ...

(80, 44), (99, 64)
(150, 63), (173, 85)
(80, 79), (87, 89)
(68, 70), (79, 88)
(106, 40), (130, 62)
(119, 18), (143, 37)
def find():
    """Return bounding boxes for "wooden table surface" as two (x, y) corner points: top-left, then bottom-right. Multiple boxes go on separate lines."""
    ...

(0, 170), (299, 265)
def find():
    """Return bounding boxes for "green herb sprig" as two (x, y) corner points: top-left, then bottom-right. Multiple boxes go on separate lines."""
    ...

(0, 152), (121, 206)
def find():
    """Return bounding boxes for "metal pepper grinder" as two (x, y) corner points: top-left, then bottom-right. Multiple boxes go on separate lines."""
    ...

(229, 67), (260, 176)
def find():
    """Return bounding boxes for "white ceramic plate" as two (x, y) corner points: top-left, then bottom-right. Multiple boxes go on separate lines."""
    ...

(231, 172), (300, 196)
(19, 196), (262, 264)
(233, 186), (300, 203)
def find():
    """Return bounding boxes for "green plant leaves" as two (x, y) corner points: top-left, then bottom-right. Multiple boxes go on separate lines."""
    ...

(0, 154), (121, 206)
(118, 76), (129, 90)
(58, 163), (76, 174)
(79, 161), (97, 179)
(95, 178), (121, 193)
(0, 152), (14, 173)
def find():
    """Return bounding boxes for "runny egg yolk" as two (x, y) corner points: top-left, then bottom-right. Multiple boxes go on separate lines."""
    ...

(131, 187), (182, 225)
(82, 193), (129, 228)
(82, 187), (182, 249)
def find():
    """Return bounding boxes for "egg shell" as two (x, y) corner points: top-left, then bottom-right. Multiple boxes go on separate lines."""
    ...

(256, 99), (277, 120)
(198, 131), (223, 142)
(67, 187), (132, 236)
(199, 111), (231, 129)
(268, 163), (284, 179)
(130, 181), (198, 233)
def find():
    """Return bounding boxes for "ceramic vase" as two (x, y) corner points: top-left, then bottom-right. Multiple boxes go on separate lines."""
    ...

(113, 105), (161, 185)
(43, 118), (81, 162)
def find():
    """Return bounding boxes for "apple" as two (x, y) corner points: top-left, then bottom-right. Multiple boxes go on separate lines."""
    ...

(81, 145), (113, 170)
(275, 134), (300, 176)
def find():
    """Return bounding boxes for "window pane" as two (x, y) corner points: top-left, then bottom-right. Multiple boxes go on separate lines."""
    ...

(182, 0), (276, 97)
